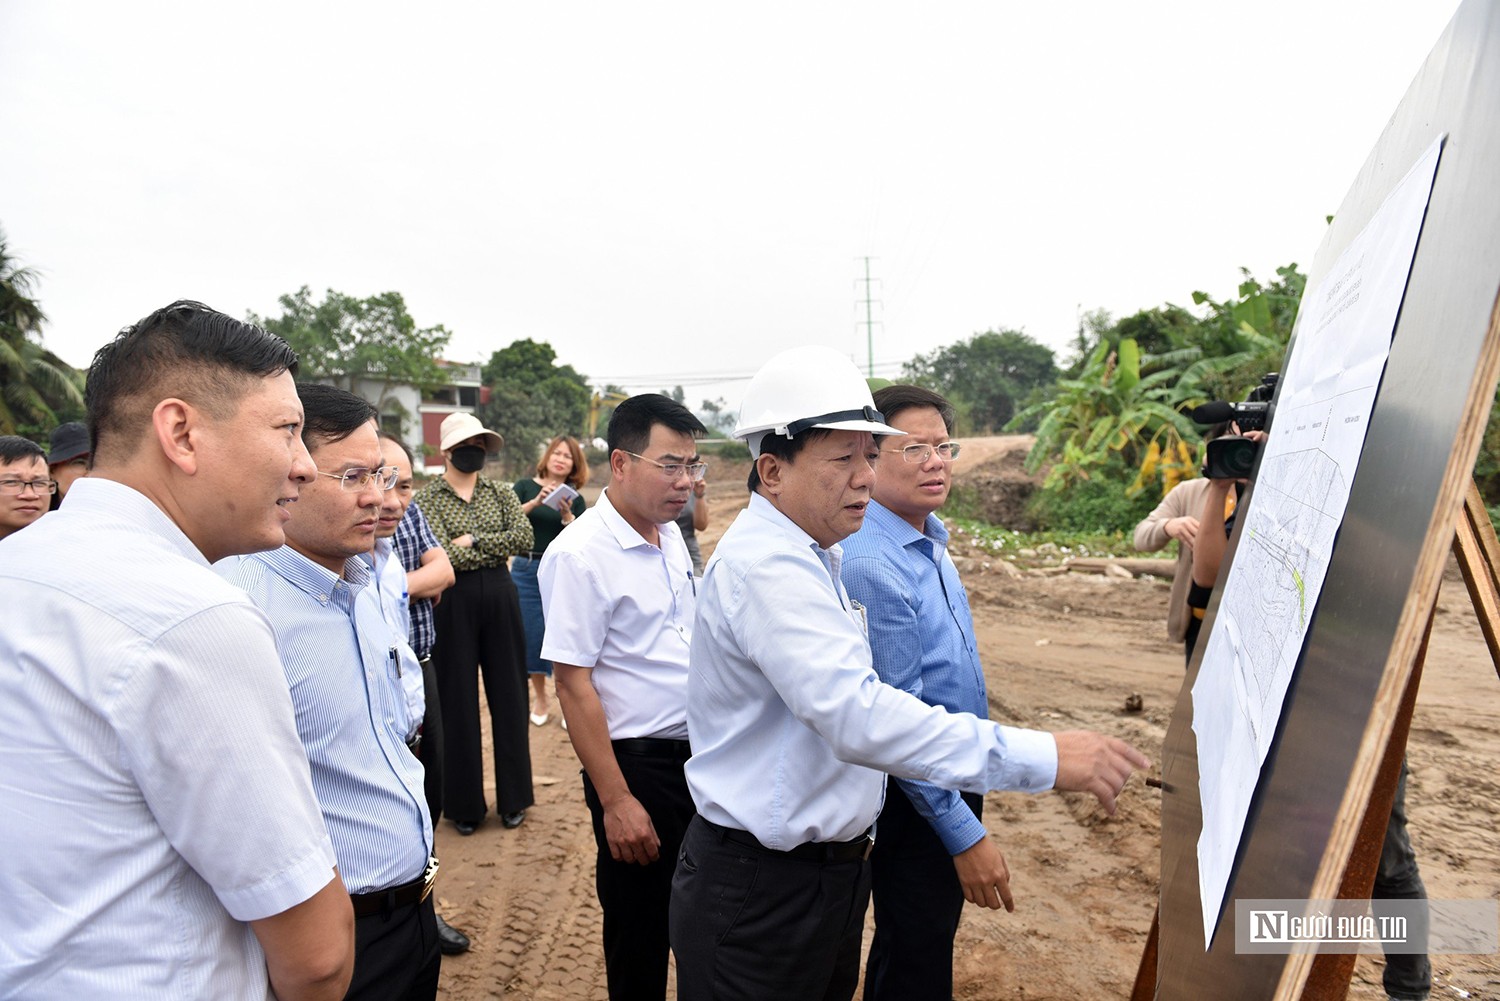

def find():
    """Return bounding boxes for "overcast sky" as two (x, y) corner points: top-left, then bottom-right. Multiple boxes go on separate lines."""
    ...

(0, 1), (1461, 411)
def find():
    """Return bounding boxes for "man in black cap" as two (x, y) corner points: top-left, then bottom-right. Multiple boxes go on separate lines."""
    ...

(47, 420), (90, 509)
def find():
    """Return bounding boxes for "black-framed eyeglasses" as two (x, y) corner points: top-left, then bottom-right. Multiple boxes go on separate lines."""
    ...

(881, 441), (961, 463)
(0, 477), (57, 496)
(624, 451), (707, 482)
(316, 466), (400, 491)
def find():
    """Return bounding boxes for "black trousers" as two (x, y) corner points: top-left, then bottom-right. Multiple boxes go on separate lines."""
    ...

(863, 786), (983, 1001)
(581, 746), (695, 1001)
(671, 815), (871, 1001)
(1374, 759), (1431, 1000)
(431, 565), (534, 822)
(346, 894), (441, 1001)
(416, 656), (443, 823)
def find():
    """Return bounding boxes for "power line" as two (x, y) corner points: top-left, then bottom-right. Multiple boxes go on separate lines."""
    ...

(856, 257), (881, 377)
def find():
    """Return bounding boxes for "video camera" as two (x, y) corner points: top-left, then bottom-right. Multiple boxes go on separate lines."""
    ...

(1191, 373), (1278, 480)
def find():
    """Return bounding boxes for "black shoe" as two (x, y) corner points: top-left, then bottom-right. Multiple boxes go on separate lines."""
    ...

(500, 810), (526, 829)
(435, 914), (470, 955)
(454, 819), (479, 836)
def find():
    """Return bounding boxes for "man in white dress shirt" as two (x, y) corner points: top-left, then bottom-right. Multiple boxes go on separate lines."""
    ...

(539, 393), (707, 1000)
(671, 345), (1150, 1001)
(0, 301), (353, 1000)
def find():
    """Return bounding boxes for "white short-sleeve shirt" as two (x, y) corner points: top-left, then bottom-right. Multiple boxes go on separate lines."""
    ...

(538, 488), (695, 740)
(0, 478), (337, 1000)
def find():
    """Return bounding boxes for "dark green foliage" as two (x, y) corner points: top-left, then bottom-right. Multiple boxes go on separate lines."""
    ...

(1023, 457), (1159, 533)
(1476, 384), (1500, 514)
(902, 328), (1059, 432)
(251, 286), (452, 437)
(0, 227), (84, 436)
(481, 338), (592, 477)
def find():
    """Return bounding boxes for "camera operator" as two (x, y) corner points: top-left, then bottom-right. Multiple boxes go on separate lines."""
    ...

(1185, 422), (1268, 659)
(1133, 421), (1233, 663)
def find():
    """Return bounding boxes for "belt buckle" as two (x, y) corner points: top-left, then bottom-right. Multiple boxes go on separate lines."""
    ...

(421, 855), (440, 901)
(861, 835), (875, 861)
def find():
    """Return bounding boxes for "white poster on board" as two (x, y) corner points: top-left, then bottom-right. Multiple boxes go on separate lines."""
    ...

(1193, 136), (1444, 946)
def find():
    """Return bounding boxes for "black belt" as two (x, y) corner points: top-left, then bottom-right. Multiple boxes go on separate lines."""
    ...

(700, 817), (874, 863)
(349, 855), (438, 918)
(516, 550), (547, 561)
(612, 737), (692, 760)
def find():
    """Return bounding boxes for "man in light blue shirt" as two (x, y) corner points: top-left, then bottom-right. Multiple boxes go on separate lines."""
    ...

(672, 346), (1149, 1001)
(840, 384), (1007, 1001)
(220, 384), (439, 1001)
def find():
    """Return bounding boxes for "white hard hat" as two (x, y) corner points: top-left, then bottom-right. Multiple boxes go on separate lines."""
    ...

(734, 345), (904, 456)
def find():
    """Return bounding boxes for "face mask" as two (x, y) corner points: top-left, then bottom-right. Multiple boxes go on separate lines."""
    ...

(449, 445), (487, 473)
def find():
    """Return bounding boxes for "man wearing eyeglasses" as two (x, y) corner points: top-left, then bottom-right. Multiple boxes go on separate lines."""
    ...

(538, 394), (707, 1000)
(839, 385), (1005, 1001)
(219, 384), (439, 1001)
(0, 435), (51, 539)
(672, 350), (1147, 1001)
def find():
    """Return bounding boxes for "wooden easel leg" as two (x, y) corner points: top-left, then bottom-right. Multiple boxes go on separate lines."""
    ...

(1453, 479), (1500, 674)
(1130, 905), (1159, 1001)
(1299, 612), (1430, 1001)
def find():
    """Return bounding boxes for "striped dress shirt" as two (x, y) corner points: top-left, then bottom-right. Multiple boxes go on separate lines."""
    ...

(218, 547), (433, 894)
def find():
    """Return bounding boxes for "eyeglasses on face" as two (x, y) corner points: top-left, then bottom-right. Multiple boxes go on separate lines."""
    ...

(0, 477), (57, 496)
(316, 466), (400, 491)
(881, 441), (961, 463)
(623, 451), (707, 482)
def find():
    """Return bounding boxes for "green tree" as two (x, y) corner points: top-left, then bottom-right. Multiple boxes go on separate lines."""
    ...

(902, 328), (1059, 432)
(480, 338), (592, 476)
(698, 396), (738, 437)
(251, 286), (452, 434)
(0, 228), (85, 437)
(1010, 263), (1306, 523)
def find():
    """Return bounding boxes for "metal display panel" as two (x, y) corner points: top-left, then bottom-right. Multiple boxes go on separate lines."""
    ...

(1152, 2), (1500, 996)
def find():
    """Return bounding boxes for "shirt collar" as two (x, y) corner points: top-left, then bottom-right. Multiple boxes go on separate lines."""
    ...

(863, 498), (948, 554)
(63, 477), (212, 568)
(745, 491), (843, 562)
(595, 488), (662, 551)
(253, 544), (372, 602)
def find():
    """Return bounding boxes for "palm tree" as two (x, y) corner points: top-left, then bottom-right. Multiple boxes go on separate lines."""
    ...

(0, 228), (84, 435)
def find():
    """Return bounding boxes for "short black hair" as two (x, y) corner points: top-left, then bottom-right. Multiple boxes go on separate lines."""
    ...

(379, 431), (415, 468)
(87, 300), (299, 463)
(297, 383), (377, 447)
(607, 394), (706, 455)
(872, 384), (955, 435)
(0, 435), (47, 465)
(747, 428), (833, 493)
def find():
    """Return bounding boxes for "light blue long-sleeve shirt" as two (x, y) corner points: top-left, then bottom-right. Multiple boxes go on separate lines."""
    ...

(219, 547), (432, 894)
(840, 499), (992, 854)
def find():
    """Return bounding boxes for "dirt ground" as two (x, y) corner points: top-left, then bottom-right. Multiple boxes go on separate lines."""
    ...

(433, 440), (1500, 1000)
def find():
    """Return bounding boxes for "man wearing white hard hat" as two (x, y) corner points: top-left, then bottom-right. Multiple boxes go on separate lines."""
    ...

(414, 412), (536, 834)
(669, 345), (1150, 1001)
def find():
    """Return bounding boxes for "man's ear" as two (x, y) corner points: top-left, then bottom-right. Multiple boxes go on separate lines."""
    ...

(609, 448), (629, 480)
(152, 398), (200, 475)
(756, 453), (784, 496)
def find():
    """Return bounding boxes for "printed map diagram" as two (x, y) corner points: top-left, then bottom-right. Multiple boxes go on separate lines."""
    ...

(1223, 447), (1347, 751)
(1192, 135), (1443, 944)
